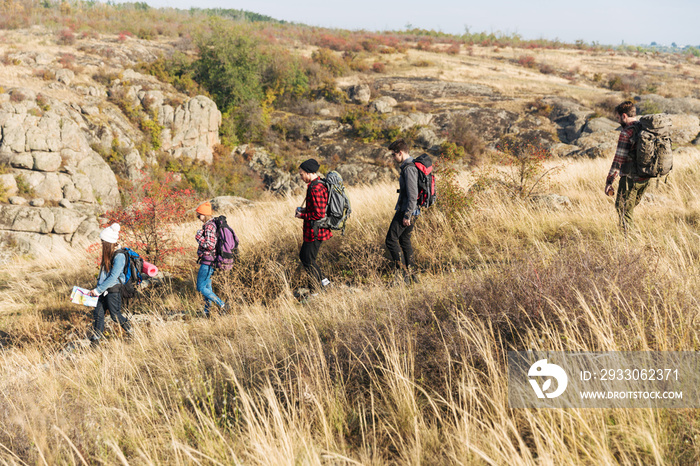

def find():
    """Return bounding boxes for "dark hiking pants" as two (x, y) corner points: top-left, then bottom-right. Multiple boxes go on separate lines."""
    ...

(385, 210), (414, 269)
(92, 292), (131, 341)
(615, 177), (649, 231)
(300, 240), (324, 291)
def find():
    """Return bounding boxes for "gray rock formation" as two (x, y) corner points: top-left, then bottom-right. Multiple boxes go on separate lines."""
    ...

(581, 117), (619, 134)
(371, 96), (398, 114)
(0, 91), (120, 207)
(0, 204), (101, 255)
(239, 145), (303, 195)
(310, 120), (348, 139)
(0, 174), (17, 196)
(210, 196), (254, 213)
(667, 114), (700, 145)
(346, 84), (371, 105)
(158, 95), (222, 164)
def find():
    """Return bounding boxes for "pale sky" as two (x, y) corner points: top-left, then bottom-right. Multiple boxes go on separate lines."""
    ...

(129, 0), (698, 47)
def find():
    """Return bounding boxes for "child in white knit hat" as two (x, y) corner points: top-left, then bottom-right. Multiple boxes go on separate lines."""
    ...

(87, 223), (133, 343)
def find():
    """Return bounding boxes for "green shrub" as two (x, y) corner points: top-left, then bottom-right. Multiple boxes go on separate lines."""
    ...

(311, 47), (348, 77)
(438, 141), (465, 162)
(15, 175), (34, 197)
(193, 21), (266, 113)
(139, 116), (163, 150)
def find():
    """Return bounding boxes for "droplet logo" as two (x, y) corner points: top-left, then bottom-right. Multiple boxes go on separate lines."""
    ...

(528, 359), (568, 399)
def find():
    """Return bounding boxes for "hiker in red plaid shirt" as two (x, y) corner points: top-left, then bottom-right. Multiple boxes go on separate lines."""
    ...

(295, 158), (331, 293)
(604, 101), (649, 231)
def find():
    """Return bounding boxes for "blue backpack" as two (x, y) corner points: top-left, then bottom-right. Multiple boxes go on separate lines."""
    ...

(112, 248), (144, 299)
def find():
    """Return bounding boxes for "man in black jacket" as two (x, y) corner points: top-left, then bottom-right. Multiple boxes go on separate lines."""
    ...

(385, 139), (419, 283)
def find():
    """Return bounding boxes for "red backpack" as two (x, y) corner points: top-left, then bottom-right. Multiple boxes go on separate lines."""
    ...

(413, 153), (437, 207)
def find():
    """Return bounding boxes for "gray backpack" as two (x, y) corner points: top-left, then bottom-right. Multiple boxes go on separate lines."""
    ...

(632, 114), (673, 177)
(313, 171), (351, 235)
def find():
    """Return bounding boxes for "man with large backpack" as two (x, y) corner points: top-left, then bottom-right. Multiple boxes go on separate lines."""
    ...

(385, 139), (421, 284)
(604, 101), (672, 231)
(295, 158), (332, 294)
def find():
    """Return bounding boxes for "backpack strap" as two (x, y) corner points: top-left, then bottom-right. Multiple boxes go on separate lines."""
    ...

(114, 248), (130, 285)
(105, 249), (129, 294)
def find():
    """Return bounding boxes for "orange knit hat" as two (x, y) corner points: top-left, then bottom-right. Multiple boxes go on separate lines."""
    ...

(196, 201), (212, 216)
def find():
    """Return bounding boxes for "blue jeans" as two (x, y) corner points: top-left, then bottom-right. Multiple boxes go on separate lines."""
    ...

(196, 263), (224, 314)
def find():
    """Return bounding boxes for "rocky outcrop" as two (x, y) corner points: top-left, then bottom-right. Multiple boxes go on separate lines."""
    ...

(158, 95), (222, 164)
(434, 107), (519, 143)
(667, 114), (700, 145)
(542, 97), (700, 159)
(239, 145), (303, 195)
(373, 77), (497, 103)
(0, 204), (101, 255)
(371, 96), (397, 114)
(0, 90), (120, 207)
(107, 76), (222, 164)
(210, 196), (254, 213)
(346, 84), (371, 105)
(545, 98), (596, 144)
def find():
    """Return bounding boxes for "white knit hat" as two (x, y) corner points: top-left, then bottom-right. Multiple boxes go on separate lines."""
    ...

(99, 223), (120, 244)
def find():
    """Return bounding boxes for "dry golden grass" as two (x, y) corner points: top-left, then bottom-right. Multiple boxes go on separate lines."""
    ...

(0, 148), (699, 464)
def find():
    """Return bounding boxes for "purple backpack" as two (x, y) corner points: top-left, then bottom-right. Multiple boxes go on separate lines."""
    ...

(212, 216), (239, 270)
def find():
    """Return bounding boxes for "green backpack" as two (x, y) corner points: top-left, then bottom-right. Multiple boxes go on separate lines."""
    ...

(632, 114), (673, 177)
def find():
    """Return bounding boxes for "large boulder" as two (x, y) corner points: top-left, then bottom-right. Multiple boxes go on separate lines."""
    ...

(581, 117), (619, 134)
(210, 196), (253, 213)
(542, 98), (595, 144)
(159, 95), (221, 164)
(309, 120), (347, 139)
(241, 145), (302, 195)
(371, 96), (397, 114)
(435, 108), (519, 143)
(0, 94), (121, 207)
(335, 162), (394, 186)
(346, 84), (371, 105)
(0, 174), (17, 196)
(414, 128), (444, 149)
(32, 151), (62, 172)
(0, 205), (55, 233)
(667, 114), (700, 145)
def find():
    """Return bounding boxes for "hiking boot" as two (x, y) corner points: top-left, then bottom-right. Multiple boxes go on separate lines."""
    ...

(405, 268), (420, 285)
(219, 303), (231, 315)
(122, 322), (134, 339)
(389, 268), (407, 287)
(294, 288), (311, 300)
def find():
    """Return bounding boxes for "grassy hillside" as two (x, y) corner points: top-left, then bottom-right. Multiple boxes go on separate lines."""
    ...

(0, 152), (699, 463)
(1, 1), (699, 464)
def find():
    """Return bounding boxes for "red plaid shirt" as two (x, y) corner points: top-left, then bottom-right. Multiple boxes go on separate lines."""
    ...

(300, 179), (332, 242)
(195, 219), (217, 263)
(606, 122), (649, 184)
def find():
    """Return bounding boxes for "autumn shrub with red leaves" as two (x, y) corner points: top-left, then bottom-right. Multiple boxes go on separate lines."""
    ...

(102, 172), (195, 267)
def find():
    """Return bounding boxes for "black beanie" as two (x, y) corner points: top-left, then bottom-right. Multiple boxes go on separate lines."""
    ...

(299, 158), (320, 173)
